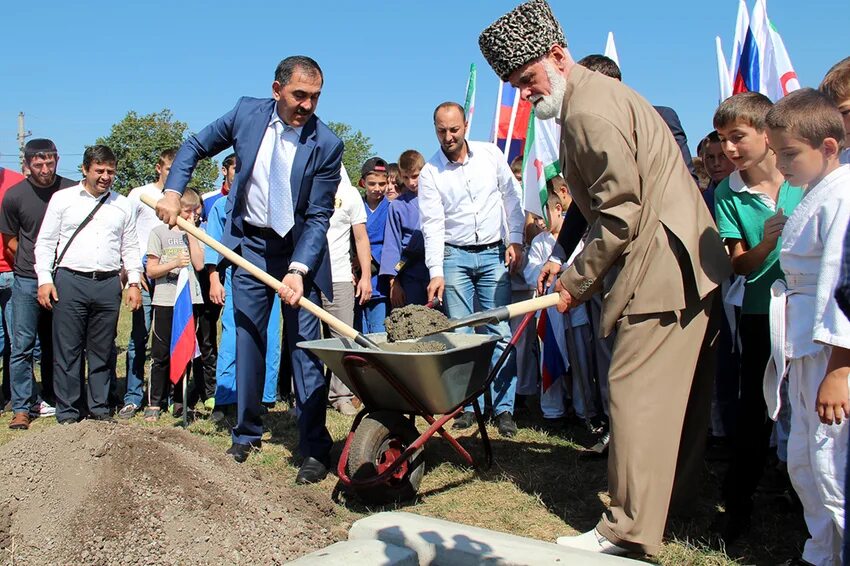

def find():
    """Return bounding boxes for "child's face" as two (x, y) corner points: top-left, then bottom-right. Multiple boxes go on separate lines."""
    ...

(546, 201), (563, 233)
(386, 174), (399, 200)
(179, 202), (198, 221)
(155, 158), (173, 186)
(400, 167), (421, 192)
(512, 168), (523, 184)
(717, 120), (770, 171)
(767, 127), (834, 188)
(838, 98), (850, 148)
(362, 173), (387, 200)
(702, 141), (736, 182)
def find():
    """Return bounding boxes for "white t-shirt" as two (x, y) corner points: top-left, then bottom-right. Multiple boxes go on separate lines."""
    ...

(127, 183), (164, 257)
(327, 181), (367, 283)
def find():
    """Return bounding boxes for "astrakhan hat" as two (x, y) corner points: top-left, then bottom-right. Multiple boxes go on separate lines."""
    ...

(478, 0), (567, 82)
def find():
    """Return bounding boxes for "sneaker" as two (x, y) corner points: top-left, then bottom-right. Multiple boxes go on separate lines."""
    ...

(170, 403), (184, 418)
(495, 412), (518, 438)
(334, 401), (359, 416)
(555, 528), (630, 556)
(29, 401), (56, 418)
(452, 412), (476, 430)
(117, 403), (138, 420)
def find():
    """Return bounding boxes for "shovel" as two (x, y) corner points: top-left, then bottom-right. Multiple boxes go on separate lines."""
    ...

(424, 293), (561, 336)
(140, 193), (382, 351)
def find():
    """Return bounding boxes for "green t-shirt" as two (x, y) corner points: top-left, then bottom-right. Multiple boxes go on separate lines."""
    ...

(714, 171), (804, 314)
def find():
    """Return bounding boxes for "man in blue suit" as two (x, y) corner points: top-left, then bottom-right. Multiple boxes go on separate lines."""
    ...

(157, 55), (342, 484)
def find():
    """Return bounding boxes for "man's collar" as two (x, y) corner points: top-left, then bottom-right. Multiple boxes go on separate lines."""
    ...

(269, 108), (303, 136)
(438, 141), (472, 166)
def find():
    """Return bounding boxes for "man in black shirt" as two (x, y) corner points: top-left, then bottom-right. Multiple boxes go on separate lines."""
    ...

(0, 139), (76, 429)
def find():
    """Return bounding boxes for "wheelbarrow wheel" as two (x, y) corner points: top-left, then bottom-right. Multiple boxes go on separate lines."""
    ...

(347, 411), (425, 504)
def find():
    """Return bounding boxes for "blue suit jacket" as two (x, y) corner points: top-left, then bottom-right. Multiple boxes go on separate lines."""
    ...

(166, 97), (343, 299)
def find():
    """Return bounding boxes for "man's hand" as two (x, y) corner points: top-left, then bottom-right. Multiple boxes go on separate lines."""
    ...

(389, 278), (406, 308)
(554, 278), (575, 314)
(355, 277), (372, 306)
(762, 208), (787, 249)
(125, 286), (142, 311)
(537, 261), (562, 295)
(38, 284), (58, 310)
(156, 191), (182, 227)
(427, 276), (445, 303)
(209, 277), (226, 306)
(505, 243), (523, 275)
(278, 273), (304, 307)
(816, 369), (850, 425)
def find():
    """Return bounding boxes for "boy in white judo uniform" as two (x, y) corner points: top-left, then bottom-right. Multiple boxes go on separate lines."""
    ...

(764, 88), (850, 566)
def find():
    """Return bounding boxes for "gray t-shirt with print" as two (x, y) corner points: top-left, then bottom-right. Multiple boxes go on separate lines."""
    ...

(147, 224), (203, 306)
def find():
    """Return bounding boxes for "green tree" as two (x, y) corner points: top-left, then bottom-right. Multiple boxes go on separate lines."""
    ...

(96, 109), (219, 195)
(327, 121), (373, 186)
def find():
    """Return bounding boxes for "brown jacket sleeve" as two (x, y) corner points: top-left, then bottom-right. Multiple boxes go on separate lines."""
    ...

(559, 111), (642, 301)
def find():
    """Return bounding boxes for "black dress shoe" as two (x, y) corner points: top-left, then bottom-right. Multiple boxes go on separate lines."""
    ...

(296, 457), (329, 484)
(226, 442), (255, 463)
(495, 412), (518, 438)
(452, 412), (476, 430)
(90, 414), (116, 424)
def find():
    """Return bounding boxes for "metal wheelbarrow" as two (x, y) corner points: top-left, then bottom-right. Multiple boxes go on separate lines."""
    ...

(298, 312), (536, 504)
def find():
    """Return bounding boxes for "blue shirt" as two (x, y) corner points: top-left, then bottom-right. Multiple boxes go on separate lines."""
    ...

(365, 197), (390, 299)
(204, 197), (227, 266)
(379, 191), (429, 284)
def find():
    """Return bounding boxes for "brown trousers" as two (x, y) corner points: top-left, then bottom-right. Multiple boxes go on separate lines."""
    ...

(596, 291), (718, 555)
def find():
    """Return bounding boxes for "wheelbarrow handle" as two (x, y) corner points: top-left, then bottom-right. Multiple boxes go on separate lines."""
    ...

(140, 193), (381, 350)
(438, 293), (560, 334)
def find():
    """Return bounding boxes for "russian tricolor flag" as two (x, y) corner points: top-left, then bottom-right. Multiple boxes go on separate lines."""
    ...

(492, 82), (531, 165)
(170, 267), (198, 384)
(536, 307), (567, 392)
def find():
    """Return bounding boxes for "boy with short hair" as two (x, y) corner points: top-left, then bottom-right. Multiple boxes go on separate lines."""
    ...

(713, 92), (806, 541)
(357, 157), (390, 333)
(698, 130), (736, 215)
(386, 162), (401, 201)
(819, 56), (850, 165)
(380, 150), (429, 306)
(145, 189), (205, 421)
(763, 87), (850, 566)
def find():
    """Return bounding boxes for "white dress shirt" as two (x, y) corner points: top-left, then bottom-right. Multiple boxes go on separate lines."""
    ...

(243, 110), (302, 227)
(34, 183), (141, 286)
(127, 182), (164, 256)
(418, 141), (525, 278)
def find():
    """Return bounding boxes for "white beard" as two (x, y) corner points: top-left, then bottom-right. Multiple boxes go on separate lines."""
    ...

(530, 60), (566, 120)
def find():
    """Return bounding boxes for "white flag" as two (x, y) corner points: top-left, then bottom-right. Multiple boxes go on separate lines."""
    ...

(604, 32), (620, 68)
(521, 111), (561, 220)
(716, 36), (733, 102)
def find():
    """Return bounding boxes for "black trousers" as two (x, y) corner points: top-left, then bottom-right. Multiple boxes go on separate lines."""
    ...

(52, 269), (121, 421)
(189, 273), (220, 402)
(723, 313), (774, 516)
(149, 305), (194, 409)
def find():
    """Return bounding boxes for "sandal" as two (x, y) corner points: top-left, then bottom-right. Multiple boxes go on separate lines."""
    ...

(143, 407), (160, 422)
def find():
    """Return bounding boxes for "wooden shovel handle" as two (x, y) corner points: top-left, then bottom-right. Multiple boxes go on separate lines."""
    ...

(139, 192), (361, 342)
(504, 293), (561, 318)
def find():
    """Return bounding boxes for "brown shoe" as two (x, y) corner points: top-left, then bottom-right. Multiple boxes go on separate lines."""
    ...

(9, 412), (30, 430)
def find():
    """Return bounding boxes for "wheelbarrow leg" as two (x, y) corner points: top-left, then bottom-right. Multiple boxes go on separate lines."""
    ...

(472, 398), (493, 469)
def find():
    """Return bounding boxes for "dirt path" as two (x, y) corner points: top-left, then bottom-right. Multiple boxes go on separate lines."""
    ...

(0, 421), (342, 565)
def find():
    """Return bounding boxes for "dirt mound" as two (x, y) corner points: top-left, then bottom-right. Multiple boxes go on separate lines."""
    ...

(0, 421), (341, 565)
(384, 304), (450, 342)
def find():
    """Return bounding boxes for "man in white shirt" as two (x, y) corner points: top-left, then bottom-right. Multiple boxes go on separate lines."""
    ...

(34, 145), (142, 424)
(118, 148), (174, 419)
(322, 165), (372, 415)
(420, 101), (525, 437)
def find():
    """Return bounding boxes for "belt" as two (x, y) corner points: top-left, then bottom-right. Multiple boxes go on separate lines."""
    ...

(243, 223), (281, 239)
(446, 241), (502, 253)
(60, 267), (119, 281)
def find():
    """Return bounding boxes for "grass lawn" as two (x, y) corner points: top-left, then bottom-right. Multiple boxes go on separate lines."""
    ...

(1, 300), (810, 565)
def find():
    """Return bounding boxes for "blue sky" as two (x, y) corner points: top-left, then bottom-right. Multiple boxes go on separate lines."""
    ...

(0, 1), (846, 180)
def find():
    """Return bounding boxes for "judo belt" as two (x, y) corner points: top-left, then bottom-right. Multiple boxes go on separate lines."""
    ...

(764, 274), (818, 420)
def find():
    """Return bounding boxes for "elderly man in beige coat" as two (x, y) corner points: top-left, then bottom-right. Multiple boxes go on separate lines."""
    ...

(480, 0), (732, 557)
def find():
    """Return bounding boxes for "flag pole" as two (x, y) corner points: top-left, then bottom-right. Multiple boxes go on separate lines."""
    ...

(491, 80), (504, 144)
(182, 367), (188, 428)
(503, 88), (520, 159)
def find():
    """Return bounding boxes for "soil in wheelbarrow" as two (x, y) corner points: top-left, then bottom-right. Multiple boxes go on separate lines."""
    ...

(384, 304), (450, 342)
(0, 421), (341, 565)
(380, 340), (447, 353)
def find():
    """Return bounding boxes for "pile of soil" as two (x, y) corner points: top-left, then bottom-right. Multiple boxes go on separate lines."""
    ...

(384, 305), (450, 342)
(0, 421), (341, 565)
(380, 341), (447, 353)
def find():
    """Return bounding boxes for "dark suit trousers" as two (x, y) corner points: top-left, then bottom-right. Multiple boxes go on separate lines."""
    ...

(52, 269), (121, 421)
(231, 230), (332, 463)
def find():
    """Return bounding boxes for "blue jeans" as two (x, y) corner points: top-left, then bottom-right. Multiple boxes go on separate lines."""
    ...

(356, 298), (388, 334)
(124, 286), (152, 407)
(0, 272), (13, 402)
(10, 275), (53, 413)
(443, 244), (516, 416)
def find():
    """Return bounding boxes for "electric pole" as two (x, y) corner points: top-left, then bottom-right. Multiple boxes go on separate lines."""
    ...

(17, 112), (31, 172)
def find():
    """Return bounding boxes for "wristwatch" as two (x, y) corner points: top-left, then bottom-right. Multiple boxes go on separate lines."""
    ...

(287, 267), (306, 277)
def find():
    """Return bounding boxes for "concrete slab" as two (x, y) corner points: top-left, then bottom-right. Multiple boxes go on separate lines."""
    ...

(349, 511), (642, 565)
(288, 539), (419, 565)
